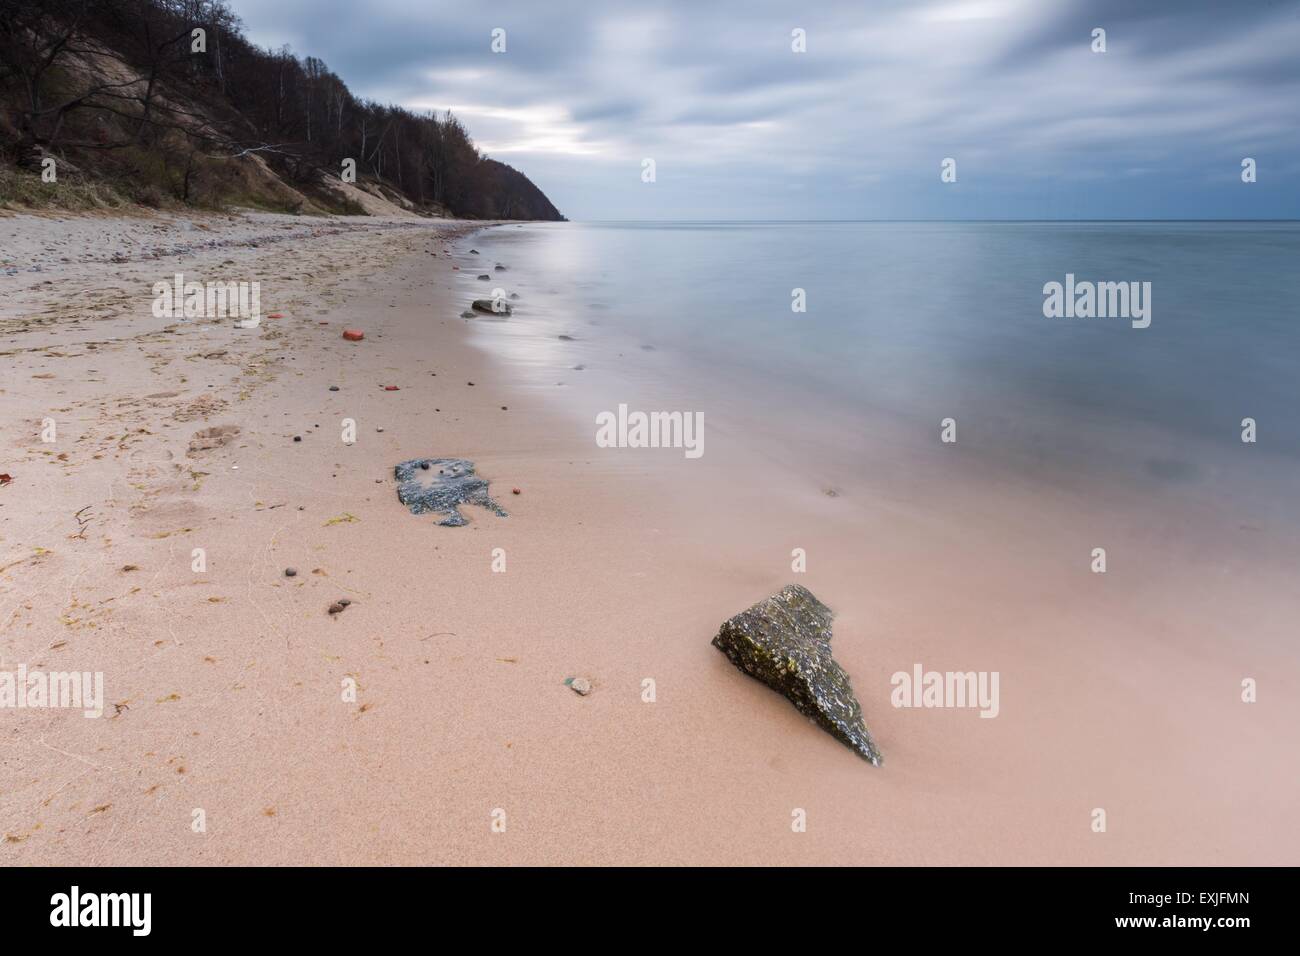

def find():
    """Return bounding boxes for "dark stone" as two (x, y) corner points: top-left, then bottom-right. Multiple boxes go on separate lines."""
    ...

(394, 457), (507, 527)
(712, 584), (881, 765)
(471, 299), (511, 316)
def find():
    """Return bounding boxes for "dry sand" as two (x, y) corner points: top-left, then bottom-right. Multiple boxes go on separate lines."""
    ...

(1, 209), (1295, 865)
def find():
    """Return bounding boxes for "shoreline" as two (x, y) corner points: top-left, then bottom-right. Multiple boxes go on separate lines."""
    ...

(1, 210), (1296, 865)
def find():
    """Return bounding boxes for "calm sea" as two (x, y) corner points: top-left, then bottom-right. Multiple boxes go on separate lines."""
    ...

(458, 220), (1300, 520)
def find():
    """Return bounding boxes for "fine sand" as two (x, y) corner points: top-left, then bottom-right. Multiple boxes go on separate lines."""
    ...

(1, 209), (1296, 865)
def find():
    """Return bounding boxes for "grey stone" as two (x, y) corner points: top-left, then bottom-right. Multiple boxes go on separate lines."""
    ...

(471, 299), (511, 316)
(712, 584), (881, 765)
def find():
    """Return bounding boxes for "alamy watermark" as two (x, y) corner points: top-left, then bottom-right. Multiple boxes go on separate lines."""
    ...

(152, 273), (261, 327)
(595, 403), (704, 459)
(1, 667), (104, 718)
(1043, 273), (1151, 328)
(50, 886), (150, 936)
(891, 664), (999, 718)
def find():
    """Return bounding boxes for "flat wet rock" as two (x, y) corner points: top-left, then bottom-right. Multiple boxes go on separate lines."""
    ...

(712, 584), (881, 765)
(471, 298), (511, 316)
(394, 457), (507, 527)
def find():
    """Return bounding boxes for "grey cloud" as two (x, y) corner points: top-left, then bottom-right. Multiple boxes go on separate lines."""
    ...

(226, 0), (1300, 219)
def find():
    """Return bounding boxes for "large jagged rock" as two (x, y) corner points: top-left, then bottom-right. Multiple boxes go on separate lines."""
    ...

(394, 458), (507, 527)
(712, 584), (882, 765)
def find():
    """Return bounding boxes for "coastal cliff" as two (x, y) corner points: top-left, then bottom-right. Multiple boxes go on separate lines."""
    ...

(0, 0), (564, 220)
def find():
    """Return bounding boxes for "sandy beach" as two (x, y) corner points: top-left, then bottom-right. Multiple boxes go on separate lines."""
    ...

(1, 209), (1296, 866)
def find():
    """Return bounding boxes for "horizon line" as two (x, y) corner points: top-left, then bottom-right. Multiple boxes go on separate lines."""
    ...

(551, 218), (1300, 225)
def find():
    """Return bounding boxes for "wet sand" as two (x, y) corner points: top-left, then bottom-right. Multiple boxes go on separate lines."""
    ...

(1, 209), (1295, 865)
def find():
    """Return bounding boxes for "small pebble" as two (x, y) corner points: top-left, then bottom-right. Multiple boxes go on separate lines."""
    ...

(284, 568), (298, 577)
(329, 385), (339, 391)
(512, 488), (521, 495)
(569, 678), (592, 696)
(293, 436), (302, 442)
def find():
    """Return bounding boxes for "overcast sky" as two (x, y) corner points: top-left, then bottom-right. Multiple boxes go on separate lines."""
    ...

(226, 0), (1300, 220)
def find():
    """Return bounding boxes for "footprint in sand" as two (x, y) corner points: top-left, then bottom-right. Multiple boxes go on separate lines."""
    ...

(187, 424), (241, 454)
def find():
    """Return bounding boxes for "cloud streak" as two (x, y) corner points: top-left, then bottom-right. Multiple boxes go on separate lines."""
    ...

(227, 0), (1300, 218)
